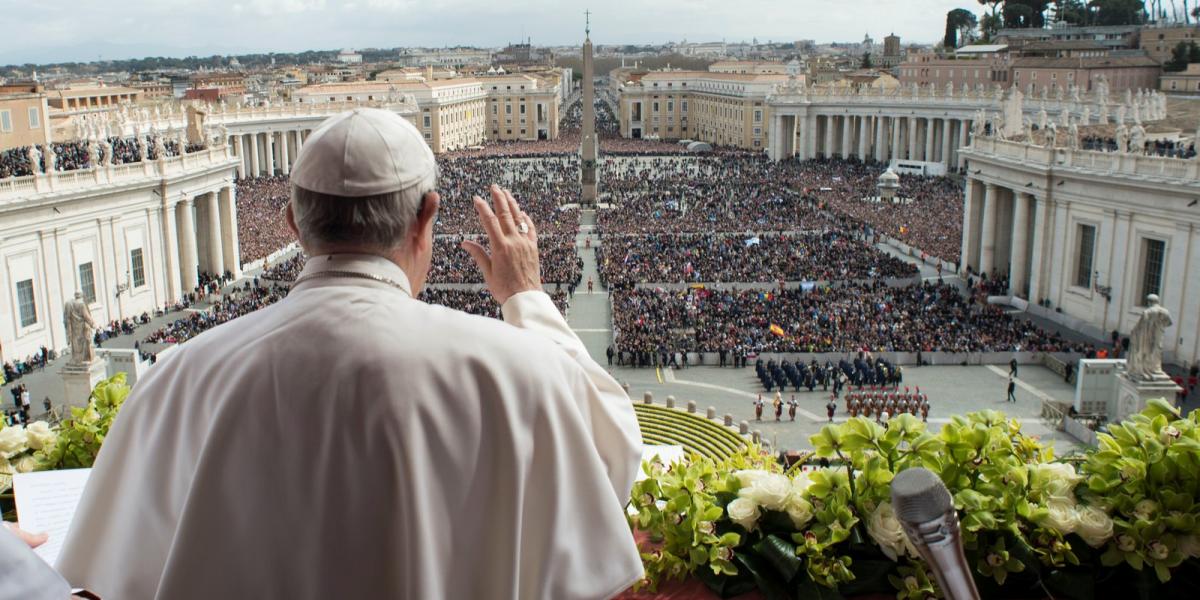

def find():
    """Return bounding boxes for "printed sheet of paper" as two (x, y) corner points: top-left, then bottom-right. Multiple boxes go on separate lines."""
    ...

(13, 468), (93, 566)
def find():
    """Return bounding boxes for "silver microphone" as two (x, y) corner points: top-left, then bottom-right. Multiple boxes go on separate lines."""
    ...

(890, 467), (981, 600)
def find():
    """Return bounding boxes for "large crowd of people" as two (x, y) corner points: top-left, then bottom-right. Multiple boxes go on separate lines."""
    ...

(611, 281), (1086, 358)
(429, 234), (581, 285)
(595, 155), (963, 264)
(143, 282), (289, 347)
(596, 231), (916, 286)
(0, 135), (202, 179)
(235, 176), (294, 264)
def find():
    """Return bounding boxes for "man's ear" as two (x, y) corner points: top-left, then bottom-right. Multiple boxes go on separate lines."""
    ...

(413, 191), (440, 245)
(285, 202), (300, 240)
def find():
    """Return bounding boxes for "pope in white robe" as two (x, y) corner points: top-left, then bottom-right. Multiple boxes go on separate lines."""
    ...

(56, 108), (644, 599)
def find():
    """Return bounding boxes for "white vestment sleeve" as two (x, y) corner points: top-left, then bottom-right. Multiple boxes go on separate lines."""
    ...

(502, 290), (641, 504)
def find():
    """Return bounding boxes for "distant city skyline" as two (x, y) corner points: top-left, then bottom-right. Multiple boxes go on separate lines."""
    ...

(4, 0), (971, 66)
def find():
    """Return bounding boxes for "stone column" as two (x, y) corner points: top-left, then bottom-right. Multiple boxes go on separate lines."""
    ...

(957, 119), (970, 171)
(176, 198), (199, 292)
(265, 132), (275, 175)
(162, 198), (182, 300)
(962, 178), (979, 273)
(874, 116), (885, 163)
(940, 118), (953, 167)
(923, 119), (935, 162)
(979, 183), (999, 275)
(280, 131), (291, 176)
(204, 192), (224, 275)
(841, 115), (853, 158)
(768, 115), (782, 160)
(857, 116), (869, 160)
(219, 186), (241, 277)
(902, 115), (912, 159)
(890, 117), (901, 161)
(235, 134), (247, 179)
(823, 115), (834, 158)
(295, 128), (304, 155)
(1010, 192), (1032, 298)
(1028, 196), (1050, 302)
(249, 133), (260, 177)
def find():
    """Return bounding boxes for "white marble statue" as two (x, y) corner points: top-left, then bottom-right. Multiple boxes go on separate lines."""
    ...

(1038, 108), (1048, 130)
(1124, 89), (1133, 106)
(100, 139), (112, 166)
(43, 144), (56, 173)
(136, 134), (148, 161)
(26, 145), (42, 174)
(1044, 120), (1058, 147)
(1081, 107), (1091, 125)
(153, 135), (167, 160)
(1071, 84), (1081, 103)
(175, 129), (188, 155)
(1115, 124), (1130, 153)
(1129, 123), (1146, 155)
(1024, 117), (1035, 143)
(1068, 120), (1080, 150)
(63, 292), (97, 365)
(87, 139), (99, 168)
(1133, 101), (1142, 125)
(1126, 295), (1173, 382)
(1096, 75), (1110, 103)
(1116, 104), (1127, 126)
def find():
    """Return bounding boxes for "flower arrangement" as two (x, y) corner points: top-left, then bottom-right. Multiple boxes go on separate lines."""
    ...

(0, 374), (130, 517)
(629, 400), (1200, 599)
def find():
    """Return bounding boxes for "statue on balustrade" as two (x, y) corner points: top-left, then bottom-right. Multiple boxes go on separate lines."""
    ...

(175, 128), (188, 155)
(993, 113), (1007, 140)
(1129, 124), (1146, 155)
(26, 145), (42, 175)
(218, 124), (230, 147)
(1081, 107), (1091, 125)
(972, 113), (986, 138)
(945, 82), (954, 97)
(1044, 120), (1058, 147)
(1095, 75), (1110, 103)
(153, 135), (167, 161)
(1070, 85), (1081, 103)
(1132, 101), (1142, 125)
(1126, 295), (1173, 382)
(1115, 124), (1130, 153)
(63, 292), (97, 366)
(43, 144), (56, 174)
(1116, 105), (1127, 126)
(1023, 118), (1035, 143)
(86, 139), (99, 168)
(99, 139), (112, 166)
(1068, 120), (1080, 150)
(1037, 108), (1048, 130)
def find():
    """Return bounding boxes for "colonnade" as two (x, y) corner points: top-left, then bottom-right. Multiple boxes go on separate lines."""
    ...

(231, 128), (313, 179)
(960, 178), (1044, 301)
(162, 186), (241, 299)
(769, 112), (974, 171)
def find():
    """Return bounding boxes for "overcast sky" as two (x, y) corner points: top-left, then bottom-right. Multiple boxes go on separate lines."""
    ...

(1, 0), (978, 65)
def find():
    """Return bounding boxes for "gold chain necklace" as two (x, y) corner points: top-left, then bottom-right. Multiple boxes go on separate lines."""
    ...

(290, 270), (410, 295)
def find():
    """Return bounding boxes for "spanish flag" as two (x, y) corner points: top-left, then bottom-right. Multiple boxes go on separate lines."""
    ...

(769, 324), (785, 337)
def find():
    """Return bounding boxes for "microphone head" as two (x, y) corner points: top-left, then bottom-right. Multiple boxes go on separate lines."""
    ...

(891, 467), (953, 524)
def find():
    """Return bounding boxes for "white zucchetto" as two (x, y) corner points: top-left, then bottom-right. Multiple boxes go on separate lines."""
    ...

(290, 107), (436, 197)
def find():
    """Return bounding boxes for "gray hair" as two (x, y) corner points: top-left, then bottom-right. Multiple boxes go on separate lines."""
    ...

(290, 173), (436, 251)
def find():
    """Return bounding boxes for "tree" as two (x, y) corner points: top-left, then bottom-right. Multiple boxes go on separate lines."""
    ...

(1166, 41), (1190, 71)
(978, 0), (1004, 38)
(945, 9), (979, 48)
(1053, 0), (1090, 23)
(861, 52), (873, 69)
(1088, 0), (1145, 25)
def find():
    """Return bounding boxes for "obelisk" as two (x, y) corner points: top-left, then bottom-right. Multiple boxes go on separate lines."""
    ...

(581, 12), (598, 206)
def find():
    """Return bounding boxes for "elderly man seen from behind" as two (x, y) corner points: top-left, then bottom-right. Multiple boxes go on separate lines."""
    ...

(56, 107), (644, 600)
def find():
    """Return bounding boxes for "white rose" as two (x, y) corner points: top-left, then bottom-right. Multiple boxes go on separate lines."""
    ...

(867, 502), (911, 561)
(791, 472), (813, 497)
(1075, 505), (1114, 548)
(740, 473), (793, 512)
(786, 496), (814, 529)
(1040, 499), (1079, 535)
(734, 469), (771, 488)
(727, 497), (761, 531)
(0, 427), (28, 456)
(1029, 462), (1082, 500)
(13, 455), (36, 474)
(24, 421), (56, 451)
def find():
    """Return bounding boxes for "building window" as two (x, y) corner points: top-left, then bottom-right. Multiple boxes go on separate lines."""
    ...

(131, 248), (146, 288)
(653, 102), (659, 112)
(754, 110), (762, 123)
(28, 107), (39, 129)
(505, 104), (512, 114)
(682, 101), (688, 112)
(1140, 239), (1166, 303)
(423, 115), (431, 128)
(78, 262), (96, 304)
(667, 101), (673, 112)
(1074, 224), (1096, 288)
(0, 110), (10, 133)
(16, 279), (36, 327)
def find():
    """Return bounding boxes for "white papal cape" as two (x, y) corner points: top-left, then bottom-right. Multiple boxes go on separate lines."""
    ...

(57, 254), (644, 599)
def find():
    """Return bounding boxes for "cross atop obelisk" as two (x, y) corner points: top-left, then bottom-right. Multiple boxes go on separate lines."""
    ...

(580, 10), (598, 206)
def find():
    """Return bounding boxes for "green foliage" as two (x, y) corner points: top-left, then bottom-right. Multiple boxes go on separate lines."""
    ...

(632, 403), (1200, 598)
(38, 374), (131, 470)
